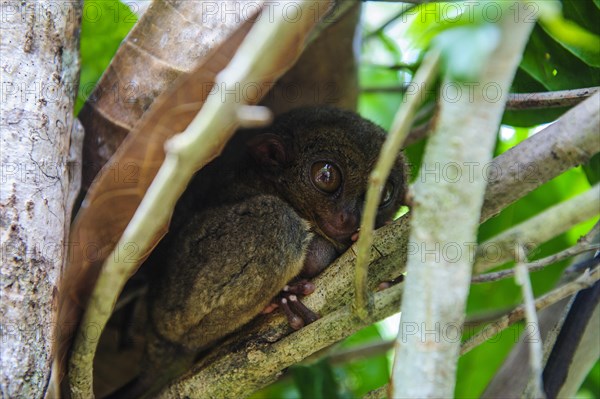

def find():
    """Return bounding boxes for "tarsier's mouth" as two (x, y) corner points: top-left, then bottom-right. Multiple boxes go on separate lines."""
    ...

(316, 219), (358, 248)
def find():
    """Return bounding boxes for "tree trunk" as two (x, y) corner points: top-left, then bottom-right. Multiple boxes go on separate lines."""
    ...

(0, 1), (82, 397)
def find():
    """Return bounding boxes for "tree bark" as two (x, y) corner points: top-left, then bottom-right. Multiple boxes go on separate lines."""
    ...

(0, 1), (82, 397)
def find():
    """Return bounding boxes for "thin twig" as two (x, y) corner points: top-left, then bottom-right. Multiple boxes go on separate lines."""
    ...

(353, 49), (440, 320)
(360, 86), (599, 111)
(506, 87), (600, 110)
(481, 93), (600, 222)
(361, 85), (410, 93)
(472, 243), (600, 283)
(461, 266), (600, 355)
(362, 62), (419, 72)
(514, 245), (546, 399)
(328, 340), (393, 365)
(474, 184), (600, 274)
(464, 308), (516, 327)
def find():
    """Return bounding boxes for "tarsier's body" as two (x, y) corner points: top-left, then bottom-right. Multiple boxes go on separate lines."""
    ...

(120, 107), (407, 397)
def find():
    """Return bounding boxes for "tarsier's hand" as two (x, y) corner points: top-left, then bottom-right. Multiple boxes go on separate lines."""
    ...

(262, 234), (340, 329)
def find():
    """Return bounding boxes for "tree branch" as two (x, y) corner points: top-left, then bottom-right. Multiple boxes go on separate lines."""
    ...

(158, 262), (407, 398)
(461, 266), (599, 355)
(514, 245), (546, 399)
(481, 92), (600, 221)
(474, 184), (600, 274)
(506, 87), (599, 109)
(472, 223), (600, 283)
(361, 86), (599, 110)
(1, 2), (82, 397)
(390, 6), (535, 397)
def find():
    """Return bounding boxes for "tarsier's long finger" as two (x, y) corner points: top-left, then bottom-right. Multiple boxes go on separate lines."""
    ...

(283, 280), (316, 296)
(280, 297), (305, 330)
(287, 294), (319, 325)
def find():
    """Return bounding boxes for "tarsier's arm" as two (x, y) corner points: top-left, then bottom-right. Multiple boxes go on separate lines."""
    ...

(302, 234), (340, 278)
(264, 234), (340, 329)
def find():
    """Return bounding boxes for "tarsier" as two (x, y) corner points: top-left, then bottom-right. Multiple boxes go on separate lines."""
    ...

(114, 106), (407, 397)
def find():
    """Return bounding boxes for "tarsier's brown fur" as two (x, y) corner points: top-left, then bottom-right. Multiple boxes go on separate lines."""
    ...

(111, 106), (408, 397)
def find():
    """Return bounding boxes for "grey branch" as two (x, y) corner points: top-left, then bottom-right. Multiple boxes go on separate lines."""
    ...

(475, 185), (600, 274)
(481, 92), (600, 222)
(473, 223), (600, 283)
(360, 86), (599, 110)
(461, 266), (600, 355)
(506, 87), (600, 110)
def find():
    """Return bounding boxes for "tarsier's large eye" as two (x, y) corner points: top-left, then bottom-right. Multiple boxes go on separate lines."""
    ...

(380, 182), (394, 207)
(311, 162), (342, 193)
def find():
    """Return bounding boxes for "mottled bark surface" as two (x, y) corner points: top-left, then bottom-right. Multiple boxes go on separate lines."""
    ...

(0, 1), (82, 397)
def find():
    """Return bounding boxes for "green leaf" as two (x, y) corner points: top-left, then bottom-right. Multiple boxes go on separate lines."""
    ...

(433, 24), (501, 81)
(539, 8), (600, 67)
(362, 31), (403, 66)
(358, 62), (406, 131)
(582, 152), (600, 185)
(578, 362), (600, 398)
(511, 66), (548, 93)
(456, 323), (523, 397)
(336, 325), (390, 397)
(358, 93), (404, 132)
(404, 2), (489, 51)
(339, 351), (389, 398)
(520, 25), (600, 91)
(292, 359), (344, 399)
(76, 0), (137, 114)
(562, 0), (600, 35)
(339, 324), (383, 347)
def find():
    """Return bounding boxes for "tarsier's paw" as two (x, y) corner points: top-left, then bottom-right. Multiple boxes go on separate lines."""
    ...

(261, 279), (319, 330)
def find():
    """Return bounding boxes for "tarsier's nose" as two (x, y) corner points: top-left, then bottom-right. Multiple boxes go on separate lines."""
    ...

(337, 209), (359, 231)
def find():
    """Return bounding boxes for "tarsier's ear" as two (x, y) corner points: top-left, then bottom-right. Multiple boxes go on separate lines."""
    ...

(247, 133), (288, 168)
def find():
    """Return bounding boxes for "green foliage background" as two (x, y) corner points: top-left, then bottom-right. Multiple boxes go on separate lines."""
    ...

(78, 1), (599, 398)
(76, 0), (137, 114)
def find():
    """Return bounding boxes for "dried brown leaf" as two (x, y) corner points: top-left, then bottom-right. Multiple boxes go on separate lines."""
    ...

(78, 0), (255, 190)
(55, 12), (258, 384)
